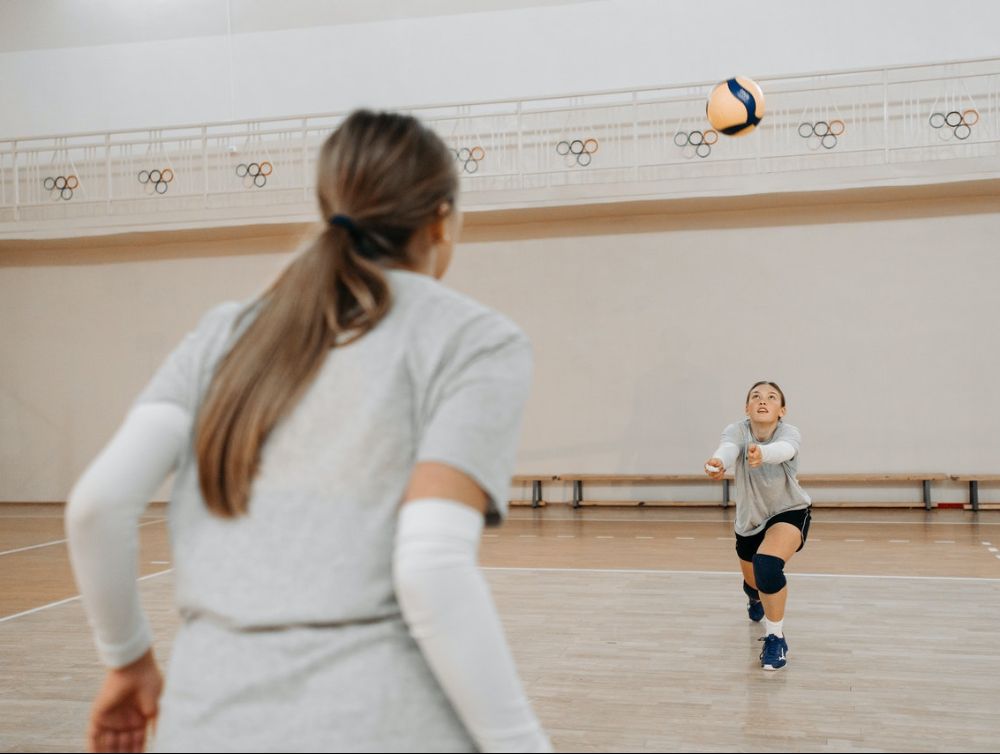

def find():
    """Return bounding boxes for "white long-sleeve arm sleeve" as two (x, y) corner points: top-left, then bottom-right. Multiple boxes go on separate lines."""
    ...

(711, 442), (741, 471)
(758, 440), (796, 464)
(393, 499), (552, 754)
(65, 402), (191, 668)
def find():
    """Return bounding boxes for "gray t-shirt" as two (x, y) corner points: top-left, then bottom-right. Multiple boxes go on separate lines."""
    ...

(722, 419), (811, 537)
(136, 268), (533, 631)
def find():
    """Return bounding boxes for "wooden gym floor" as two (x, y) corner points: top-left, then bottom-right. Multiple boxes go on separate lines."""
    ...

(2, 502), (1000, 752)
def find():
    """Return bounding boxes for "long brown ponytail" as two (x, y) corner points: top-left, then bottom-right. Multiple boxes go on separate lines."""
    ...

(196, 110), (458, 517)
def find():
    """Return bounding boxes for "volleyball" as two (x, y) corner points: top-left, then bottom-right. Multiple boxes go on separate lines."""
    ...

(706, 76), (766, 136)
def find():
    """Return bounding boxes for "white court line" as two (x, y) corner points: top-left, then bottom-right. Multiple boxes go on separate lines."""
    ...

(635, 536), (654, 540)
(935, 540), (956, 544)
(675, 536), (695, 540)
(0, 569), (173, 624)
(595, 536), (614, 539)
(0, 519), (167, 557)
(515, 516), (1000, 526)
(556, 534), (575, 538)
(0, 515), (166, 521)
(889, 539), (910, 543)
(844, 538), (865, 542)
(483, 566), (1000, 583)
(517, 534), (538, 538)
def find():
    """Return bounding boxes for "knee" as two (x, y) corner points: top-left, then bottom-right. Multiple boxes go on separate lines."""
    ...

(752, 553), (786, 594)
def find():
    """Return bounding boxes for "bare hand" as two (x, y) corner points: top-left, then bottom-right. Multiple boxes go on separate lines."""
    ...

(87, 649), (162, 753)
(747, 444), (763, 468)
(704, 457), (725, 480)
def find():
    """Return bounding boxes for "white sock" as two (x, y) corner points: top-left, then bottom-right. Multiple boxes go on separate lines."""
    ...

(764, 618), (784, 638)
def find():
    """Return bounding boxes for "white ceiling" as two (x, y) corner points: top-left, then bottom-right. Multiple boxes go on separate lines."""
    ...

(0, 0), (598, 53)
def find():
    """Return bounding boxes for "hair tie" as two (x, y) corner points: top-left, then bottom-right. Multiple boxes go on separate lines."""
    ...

(329, 213), (378, 258)
(329, 214), (360, 238)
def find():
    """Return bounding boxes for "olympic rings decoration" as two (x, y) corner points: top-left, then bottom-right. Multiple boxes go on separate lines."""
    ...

(451, 147), (485, 174)
(236, 161), (273, 188)
(42, 174), (79, 201)
(672, 130), (718, 158)
(797, 120), (845, 150)
(929, 109), (979, 141)
(556, 138), (598, 167)
(138, 167), (174, 195)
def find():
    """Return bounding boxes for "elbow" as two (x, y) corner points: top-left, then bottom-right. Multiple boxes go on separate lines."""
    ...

(65, 478), (122, 539)
(65, 481), (100, 536)
(392, 544), (439, 604)
(392, 550), (436, 631)
(392, 540), (471, 629)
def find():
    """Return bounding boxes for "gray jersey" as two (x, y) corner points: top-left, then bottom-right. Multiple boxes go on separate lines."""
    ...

(136, 268), (533, 751)
(721, 419), (811, 537)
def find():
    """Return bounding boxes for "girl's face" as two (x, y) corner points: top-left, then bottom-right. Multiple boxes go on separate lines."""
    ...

(745, 384), (786, 424)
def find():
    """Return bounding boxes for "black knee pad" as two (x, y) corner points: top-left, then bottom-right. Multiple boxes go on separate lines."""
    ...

(752, 554), (786, 594)
(742, 580), (760, 602)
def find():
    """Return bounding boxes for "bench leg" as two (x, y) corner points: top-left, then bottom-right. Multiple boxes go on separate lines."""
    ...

(573, 480), (583, 509)
(722, 479), (730, 509)
(532, 480), (542, 509)
(923, 480), (931, 510)
(971, 480), (979, 512)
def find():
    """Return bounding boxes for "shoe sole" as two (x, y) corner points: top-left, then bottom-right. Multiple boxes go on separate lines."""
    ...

(761, 652), (788, 671)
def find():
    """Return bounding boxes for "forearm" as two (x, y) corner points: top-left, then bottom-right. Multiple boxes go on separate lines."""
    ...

(66, 403), (189, 668)
(712, 442), (740, 470)
(758, 441), (796, 464)
(393, 499), (552, 753)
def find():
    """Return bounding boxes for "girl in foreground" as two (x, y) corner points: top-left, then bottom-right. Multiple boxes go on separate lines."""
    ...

(67, 110), (551, 752)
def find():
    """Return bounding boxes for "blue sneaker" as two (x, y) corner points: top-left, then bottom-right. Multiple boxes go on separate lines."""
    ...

(759, 634), (788, 670)
(747, 599), (764, 623)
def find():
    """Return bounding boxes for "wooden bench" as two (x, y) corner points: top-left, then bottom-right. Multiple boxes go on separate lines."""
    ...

(557, 474), (734, 508)
(554, 473), (950, 509)
(510, 475), (557, 508)
(796, 474), (949, 510)
(950, 475), (1000, 511)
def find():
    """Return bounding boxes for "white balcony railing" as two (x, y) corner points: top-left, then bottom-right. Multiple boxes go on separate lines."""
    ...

(1, 56), (998, 238)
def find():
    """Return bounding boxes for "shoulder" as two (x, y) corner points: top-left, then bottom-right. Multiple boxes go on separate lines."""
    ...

(185, 300), (251, 357)
(388, 270), (531, 357)
(195, 300), (245, 335)
(776, 422), (802, 442)
(133, 300), (250, 410)
(722, 420), (748, 439)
